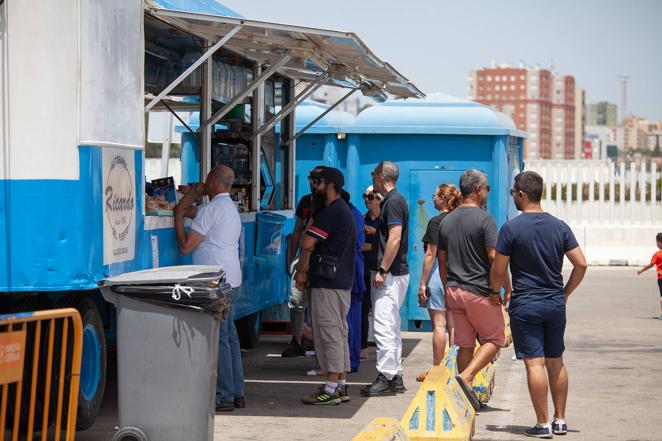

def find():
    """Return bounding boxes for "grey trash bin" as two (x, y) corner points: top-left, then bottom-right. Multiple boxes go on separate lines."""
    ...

(99, 265), (233, 441)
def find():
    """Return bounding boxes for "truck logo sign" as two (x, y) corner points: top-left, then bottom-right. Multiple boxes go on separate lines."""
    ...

(105, 155), (135, 241)
(103, 148), (136, 265)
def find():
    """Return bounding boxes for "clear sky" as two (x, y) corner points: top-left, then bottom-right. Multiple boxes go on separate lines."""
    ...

(220, 0), (662, 120)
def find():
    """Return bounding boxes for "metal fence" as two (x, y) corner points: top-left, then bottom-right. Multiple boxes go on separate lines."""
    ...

(0, 308), (83, 441)
(525, 160), (661, 225)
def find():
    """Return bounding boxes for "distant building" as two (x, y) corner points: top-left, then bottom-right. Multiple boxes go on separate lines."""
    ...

(587, 101), (618, 127)
(622, 116), (648, 150)
(574, 87), (586, 159)
(307, 85), (367, 116)
(585, 125), (618, 159)
(649, 130), (662, 153)
(468, 63), (576, 160)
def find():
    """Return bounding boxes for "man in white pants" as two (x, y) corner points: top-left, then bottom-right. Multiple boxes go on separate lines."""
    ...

(361, 161), (410, 397)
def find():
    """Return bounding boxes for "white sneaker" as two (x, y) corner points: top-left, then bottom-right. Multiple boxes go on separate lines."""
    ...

(552, 419), (567, 435)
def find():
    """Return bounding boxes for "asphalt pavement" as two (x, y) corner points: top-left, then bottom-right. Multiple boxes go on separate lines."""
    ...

(77, 266), (662, 441)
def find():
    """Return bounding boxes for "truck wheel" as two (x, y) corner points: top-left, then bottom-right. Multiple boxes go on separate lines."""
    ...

(112, 427), (148, 441)
(236, 312), (261, 349)
(70, 297), (107, 431)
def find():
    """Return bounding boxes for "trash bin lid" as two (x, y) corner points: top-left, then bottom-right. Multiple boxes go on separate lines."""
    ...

(98, 265), (226, 287)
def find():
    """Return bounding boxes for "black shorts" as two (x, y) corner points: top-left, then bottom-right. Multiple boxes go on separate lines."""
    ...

(658, 279), (662, 296)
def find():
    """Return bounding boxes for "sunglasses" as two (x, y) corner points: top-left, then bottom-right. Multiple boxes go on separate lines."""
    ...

(483, 185), (491, 192)
(432, 193), (441, 199)
(509, 188), (519, 196)
(363, 193), (378, 201)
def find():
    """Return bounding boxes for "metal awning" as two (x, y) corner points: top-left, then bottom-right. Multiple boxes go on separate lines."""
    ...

(144, 4), (424, 100)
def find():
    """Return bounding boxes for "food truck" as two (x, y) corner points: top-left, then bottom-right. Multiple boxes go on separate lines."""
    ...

(0, 0), (423, 429)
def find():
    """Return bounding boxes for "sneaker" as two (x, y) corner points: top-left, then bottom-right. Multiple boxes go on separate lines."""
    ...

(215, 400), (235, 412)
(390, 375), (406, 394)
(337, 385), (350, 403)
(360, 373), (395, 397)
(524, 424), (553, 439)
(301, 389), (341, 405)
(281, 340), (305, 357)
(233, 396), (246, 409)
(552, 420), (567, 435)
(658, 314), (662, 320)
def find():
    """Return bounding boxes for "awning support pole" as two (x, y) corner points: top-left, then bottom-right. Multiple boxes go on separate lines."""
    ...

(205, 54), (292, 128)
(285, 87), (358, 146)
(161, 100), (194, 134)
(254, 73), (327, 139)
(145, 25), (243, 112)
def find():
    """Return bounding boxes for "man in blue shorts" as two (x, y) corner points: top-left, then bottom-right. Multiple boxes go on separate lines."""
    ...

(491, 171), (587, 439)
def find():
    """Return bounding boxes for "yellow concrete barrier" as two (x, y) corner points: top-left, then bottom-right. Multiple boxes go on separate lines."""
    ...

(400, 365), (475, 441)
(443, 345), (495, 405)
(352, 417), (410, 441)
(503, 308), (512, 348)
(471, 362), (495, 404)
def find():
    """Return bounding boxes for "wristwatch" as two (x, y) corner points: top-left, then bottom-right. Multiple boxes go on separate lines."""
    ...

(378, 267), (389, 276)
(491, 290), (501, 296)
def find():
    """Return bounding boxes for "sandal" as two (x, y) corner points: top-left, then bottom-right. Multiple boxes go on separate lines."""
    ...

(455, 375), (480, 411)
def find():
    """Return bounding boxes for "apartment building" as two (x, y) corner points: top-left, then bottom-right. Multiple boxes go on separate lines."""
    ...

(468, 64), (576, 160)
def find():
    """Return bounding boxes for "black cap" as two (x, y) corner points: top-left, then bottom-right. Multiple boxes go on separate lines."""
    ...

(311, 167), (344, 188)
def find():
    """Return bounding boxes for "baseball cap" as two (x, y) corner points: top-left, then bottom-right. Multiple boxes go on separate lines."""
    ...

(311, 167), (344, 188)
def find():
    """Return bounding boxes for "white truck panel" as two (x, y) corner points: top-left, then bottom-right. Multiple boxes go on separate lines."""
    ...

(79, 0), (145, 150)
(8, 0), (79, 180)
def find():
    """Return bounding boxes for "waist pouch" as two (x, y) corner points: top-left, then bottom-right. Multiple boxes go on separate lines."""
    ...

(315, 254), (340, 280)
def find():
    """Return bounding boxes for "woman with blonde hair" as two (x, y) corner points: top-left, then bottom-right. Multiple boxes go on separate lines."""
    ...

(417, 183), (463, 381)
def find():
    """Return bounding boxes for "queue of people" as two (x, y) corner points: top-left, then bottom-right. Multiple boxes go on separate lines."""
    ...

(174, 161), (587, 439)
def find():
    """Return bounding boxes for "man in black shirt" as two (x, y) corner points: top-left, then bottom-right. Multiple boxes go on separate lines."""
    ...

(282, 166), (326, 358)
(361, 161), (410, 397)
(295, 167), (356, 405)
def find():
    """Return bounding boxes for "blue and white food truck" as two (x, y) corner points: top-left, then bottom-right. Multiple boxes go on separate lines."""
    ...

(0, 0), (422, 429)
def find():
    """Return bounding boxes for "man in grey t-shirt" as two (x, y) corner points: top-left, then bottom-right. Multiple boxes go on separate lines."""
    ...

(437, 169), (509, 411)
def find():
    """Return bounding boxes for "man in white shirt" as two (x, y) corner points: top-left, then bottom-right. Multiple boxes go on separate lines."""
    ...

(175, 164), (244, 412)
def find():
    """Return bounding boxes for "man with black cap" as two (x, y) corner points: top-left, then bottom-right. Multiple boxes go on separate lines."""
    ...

(295, 167), (357, 405)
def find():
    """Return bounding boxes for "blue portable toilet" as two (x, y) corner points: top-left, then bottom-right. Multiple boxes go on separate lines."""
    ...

(289, 95), (525, 331)
(345, 93), (526, 330)
(291, 101), (355, 202)
(296, 94), (526, 330)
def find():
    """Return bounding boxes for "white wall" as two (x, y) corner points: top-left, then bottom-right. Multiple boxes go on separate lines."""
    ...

(570, 224), (659, 266)
(527, 159), (662, 266)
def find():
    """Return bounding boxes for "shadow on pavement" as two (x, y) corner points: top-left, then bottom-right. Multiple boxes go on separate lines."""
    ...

(231, 381), (370, 419)
(477, 405), (510, 413)
(78, 334), (426, 437)
(233, 335), (422, 419)
(484, 424), (532, 435)
(484, 424), (580, 436)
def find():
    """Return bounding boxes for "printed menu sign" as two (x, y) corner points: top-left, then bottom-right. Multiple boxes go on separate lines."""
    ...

(103, 148), (136, 265)
(0, 330), (26, 385)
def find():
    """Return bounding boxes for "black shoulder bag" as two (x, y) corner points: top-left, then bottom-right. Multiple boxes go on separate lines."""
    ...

(315, 254), (340, 280)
